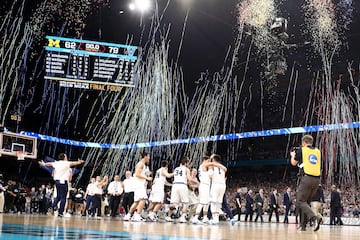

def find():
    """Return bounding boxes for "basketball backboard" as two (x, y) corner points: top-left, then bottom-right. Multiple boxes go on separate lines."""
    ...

(0, 132), (37, 159)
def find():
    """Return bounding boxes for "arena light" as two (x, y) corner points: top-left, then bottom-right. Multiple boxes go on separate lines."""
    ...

(129, 0), (151, 12)
(129, 2), (136, 11)
(136, 0), (151, 12)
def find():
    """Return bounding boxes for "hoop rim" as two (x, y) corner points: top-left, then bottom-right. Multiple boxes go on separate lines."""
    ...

(15, 151), (26, 160)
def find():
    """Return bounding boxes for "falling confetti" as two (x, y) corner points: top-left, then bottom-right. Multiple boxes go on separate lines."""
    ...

(303, 0), (340, 54)
(237, 0), (278, 51)
(0, 0), (359, 189)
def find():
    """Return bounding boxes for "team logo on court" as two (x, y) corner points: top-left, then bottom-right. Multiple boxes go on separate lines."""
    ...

(308, 154), (318, 164)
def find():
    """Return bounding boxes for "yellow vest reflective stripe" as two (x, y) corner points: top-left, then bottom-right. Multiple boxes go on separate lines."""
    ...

(302, 147), (321, 176)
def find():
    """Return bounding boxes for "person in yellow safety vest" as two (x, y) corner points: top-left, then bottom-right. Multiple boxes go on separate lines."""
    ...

(290, 134), (322, 232)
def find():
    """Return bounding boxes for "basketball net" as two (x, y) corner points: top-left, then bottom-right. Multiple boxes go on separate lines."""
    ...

(16, 151), (25, 161)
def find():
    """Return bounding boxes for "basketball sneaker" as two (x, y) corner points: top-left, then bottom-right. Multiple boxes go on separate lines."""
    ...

(165, 216), (173, 222)
(148, 212), (157, 222)
(123, 213), (132, 221)
(179, 214), (187, 223)
(210, 215), (219, 225)
(202, 216), (209, 224)
(191, 216), (201, 224)
(131, 212), (143, 222)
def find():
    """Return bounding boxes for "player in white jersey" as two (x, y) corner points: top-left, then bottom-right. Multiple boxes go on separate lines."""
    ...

(209, 153), (227, 224)
(123, 152), (153, 222)
(188, 168), (200, 221)
(167, 156), (193, 223)
(147, 160), (174, 221)
(191, 156), (215, 224)
(39, 153), (84, 217)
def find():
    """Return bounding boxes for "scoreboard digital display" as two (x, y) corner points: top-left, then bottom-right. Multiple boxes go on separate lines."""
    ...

(45, 36), (140, 91)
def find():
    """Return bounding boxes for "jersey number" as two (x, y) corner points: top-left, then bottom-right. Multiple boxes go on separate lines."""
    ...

(175, 169), (183, 176)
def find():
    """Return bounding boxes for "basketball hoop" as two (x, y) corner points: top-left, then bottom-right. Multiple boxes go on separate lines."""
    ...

(16, 151), (25, 161)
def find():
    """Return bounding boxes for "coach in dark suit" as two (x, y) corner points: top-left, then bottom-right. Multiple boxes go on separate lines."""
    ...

(268, 189), (279, 222)
(234, 187), (242, 221)
(283, 187), (292, 223)
(244, 189), (254, 221)
(254, 188), (264, 222)
(330, 185), (343, 225)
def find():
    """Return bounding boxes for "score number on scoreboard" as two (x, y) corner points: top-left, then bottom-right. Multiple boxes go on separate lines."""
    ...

(45, 36), (140, 91)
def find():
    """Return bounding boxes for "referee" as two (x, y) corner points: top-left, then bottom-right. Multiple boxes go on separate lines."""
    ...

(290, 135), (322, 231)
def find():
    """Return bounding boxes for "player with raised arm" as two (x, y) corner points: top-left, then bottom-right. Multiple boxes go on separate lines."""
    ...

(38, 153), (84, 217)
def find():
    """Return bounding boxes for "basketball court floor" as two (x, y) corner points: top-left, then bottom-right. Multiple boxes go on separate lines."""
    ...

(1, 214), (359, 240)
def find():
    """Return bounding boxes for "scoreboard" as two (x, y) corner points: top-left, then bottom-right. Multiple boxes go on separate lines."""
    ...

(45, 36), (140, 91)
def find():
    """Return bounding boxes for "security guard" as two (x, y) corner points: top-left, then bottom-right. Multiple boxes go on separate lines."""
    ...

(290, 134), (322, 231)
